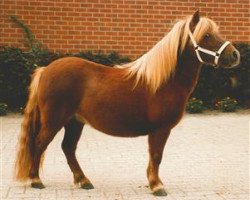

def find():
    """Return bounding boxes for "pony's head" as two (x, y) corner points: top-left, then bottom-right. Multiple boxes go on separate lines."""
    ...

(120, 11), (240, 93)
(186, 10), (240, 68)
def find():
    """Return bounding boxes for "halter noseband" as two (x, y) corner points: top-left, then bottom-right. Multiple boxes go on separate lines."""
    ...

(188, 30), (230, 66)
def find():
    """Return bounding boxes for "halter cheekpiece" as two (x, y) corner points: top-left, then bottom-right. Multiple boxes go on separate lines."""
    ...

(188, 30), (230, 66)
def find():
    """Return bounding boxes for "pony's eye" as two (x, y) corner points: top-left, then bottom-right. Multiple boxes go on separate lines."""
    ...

(204, 33), (210, 39)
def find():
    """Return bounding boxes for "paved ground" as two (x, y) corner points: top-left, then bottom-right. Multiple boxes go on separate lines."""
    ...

(0, 112), (249, 200)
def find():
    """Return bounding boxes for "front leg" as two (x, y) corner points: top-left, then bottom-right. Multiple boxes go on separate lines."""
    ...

(147, 127), (170, 196)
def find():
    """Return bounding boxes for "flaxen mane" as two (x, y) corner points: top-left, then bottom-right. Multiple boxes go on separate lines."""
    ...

(119, 16), (218, 93)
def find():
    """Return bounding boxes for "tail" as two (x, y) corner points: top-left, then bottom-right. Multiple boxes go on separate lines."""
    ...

(15, 67), (45, 182)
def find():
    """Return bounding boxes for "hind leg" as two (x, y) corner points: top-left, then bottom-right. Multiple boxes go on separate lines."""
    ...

(30, 125), (58, 189)
(62, 117), (94, 189)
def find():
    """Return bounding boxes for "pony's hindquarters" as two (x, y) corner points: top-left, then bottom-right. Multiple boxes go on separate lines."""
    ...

(15, 67), (44, 182)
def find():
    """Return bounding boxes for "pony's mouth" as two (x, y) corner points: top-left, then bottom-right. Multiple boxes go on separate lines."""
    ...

(230, 59), (240, 68)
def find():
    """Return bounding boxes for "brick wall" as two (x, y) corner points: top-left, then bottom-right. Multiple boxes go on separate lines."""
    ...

(1, 0), (249, 58)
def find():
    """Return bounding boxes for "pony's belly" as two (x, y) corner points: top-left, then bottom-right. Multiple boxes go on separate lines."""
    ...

(75, 113), (151, 137)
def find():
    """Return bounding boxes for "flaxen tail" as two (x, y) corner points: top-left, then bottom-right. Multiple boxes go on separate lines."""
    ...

(15, 67), (45, 182)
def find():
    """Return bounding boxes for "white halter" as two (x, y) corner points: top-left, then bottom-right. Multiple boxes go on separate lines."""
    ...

(188, 30), (230, 66)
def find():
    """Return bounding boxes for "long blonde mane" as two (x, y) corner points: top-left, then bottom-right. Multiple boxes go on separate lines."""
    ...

(118, 16), (218, 93)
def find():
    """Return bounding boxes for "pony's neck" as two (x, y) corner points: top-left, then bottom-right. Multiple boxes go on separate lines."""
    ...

(157, 50), (202, 96)
(175, 51), (202, 93)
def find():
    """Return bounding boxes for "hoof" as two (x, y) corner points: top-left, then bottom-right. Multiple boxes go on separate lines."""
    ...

(81, 182), (94, 190)
(153, 188), (167, 196)
(31, 182), (45, 189)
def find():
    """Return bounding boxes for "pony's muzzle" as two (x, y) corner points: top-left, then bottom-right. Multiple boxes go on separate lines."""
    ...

(220, 47), (240, 68)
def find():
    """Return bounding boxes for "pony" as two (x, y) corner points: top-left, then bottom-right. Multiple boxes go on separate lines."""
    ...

(15, 11), (240, 196)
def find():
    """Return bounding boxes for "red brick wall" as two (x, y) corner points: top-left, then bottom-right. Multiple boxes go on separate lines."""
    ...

(1, 0), (249, 58)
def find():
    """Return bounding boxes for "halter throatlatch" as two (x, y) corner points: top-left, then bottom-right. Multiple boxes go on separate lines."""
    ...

(188, 30), (230, 66)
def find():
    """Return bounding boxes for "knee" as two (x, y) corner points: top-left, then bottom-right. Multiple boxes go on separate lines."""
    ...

(152, 153), (162, 165)
(61, 141), (75, 153)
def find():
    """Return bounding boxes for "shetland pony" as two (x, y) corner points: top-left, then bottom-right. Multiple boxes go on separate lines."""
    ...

(15, 11), (240, 196)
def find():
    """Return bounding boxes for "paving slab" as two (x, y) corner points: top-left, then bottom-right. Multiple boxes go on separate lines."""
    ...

(0, 111), (249, 200)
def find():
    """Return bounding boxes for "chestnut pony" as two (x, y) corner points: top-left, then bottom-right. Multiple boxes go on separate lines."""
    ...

(15, 11), (240, 196)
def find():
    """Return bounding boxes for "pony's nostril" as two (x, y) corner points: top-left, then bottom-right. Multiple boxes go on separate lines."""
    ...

(232, 51), (238, 59)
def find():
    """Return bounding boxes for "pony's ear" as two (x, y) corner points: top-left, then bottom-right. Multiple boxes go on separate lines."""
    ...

(190, 10), (200, 32)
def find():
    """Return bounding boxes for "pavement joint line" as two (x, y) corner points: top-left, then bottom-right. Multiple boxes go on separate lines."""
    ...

(1, 112), (249, 200)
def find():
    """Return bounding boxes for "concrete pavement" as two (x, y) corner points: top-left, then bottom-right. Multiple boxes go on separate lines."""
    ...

(0, 112), (249, 200)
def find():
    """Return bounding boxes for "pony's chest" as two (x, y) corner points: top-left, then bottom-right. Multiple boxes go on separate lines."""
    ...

(148, 93), (187, 127)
